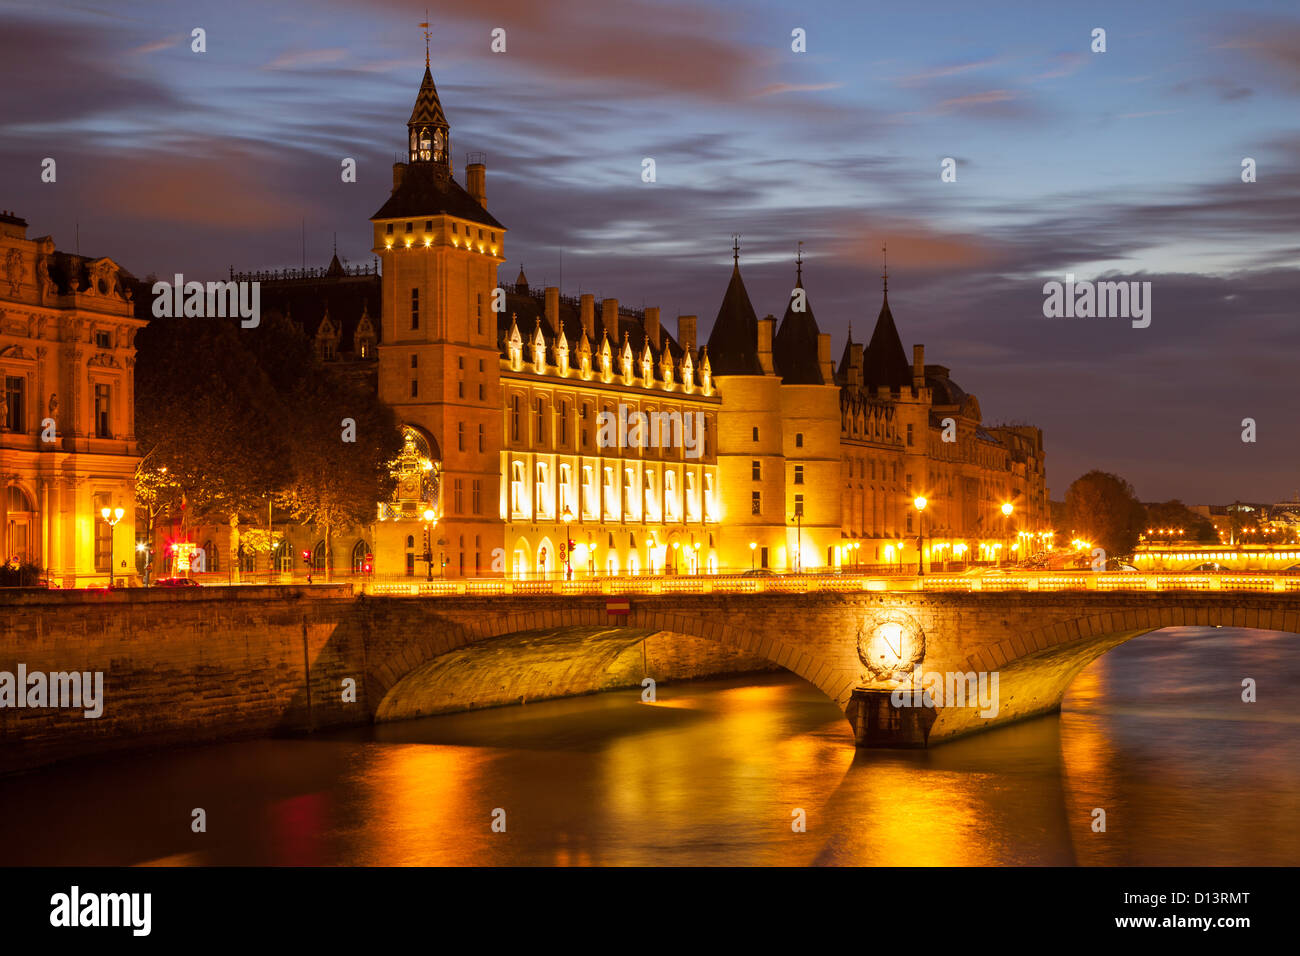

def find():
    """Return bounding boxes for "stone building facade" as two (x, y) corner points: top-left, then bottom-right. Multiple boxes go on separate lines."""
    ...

(0, 211), (145, 586)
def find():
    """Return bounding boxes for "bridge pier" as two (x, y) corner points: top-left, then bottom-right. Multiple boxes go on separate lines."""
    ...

(846, 689), (938, 748)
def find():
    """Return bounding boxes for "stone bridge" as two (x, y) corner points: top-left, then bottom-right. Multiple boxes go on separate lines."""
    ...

(360, 589), (1300, 747)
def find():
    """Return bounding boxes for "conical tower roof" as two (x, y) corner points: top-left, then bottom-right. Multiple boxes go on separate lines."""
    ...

(705, 262), (762, 375)
(409, 65), (448, 129)
(862, 290), (911, 389)
(773, 261), (823, 385)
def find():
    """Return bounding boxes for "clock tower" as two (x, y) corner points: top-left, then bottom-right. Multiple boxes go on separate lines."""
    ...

(371, 60), (506, 577)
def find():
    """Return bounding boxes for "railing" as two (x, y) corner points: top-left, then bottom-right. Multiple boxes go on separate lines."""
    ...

(355, 570), (1300, 598)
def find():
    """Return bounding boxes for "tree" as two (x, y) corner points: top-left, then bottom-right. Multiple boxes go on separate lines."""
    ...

(278, 370), (402, 580)
(1143, 500), (1216, 542)
(1064, 471), (1146, 557)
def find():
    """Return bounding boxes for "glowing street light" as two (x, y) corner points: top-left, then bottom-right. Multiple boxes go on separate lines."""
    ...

(100, 506), (125, 588)
(562, 507), (574, 580)
(749, 540), (757, 570)
(1000, 502), (1014, 568)
(422, 508), (436, 581)
(914, 496), (927, 576)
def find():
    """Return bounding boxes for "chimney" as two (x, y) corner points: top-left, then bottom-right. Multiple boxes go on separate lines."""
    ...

(818, 333), (833, 384)
(677, 315), (697, 355)
(758, 315), (775, 375)
(643, 307), (661, 350)
(580, 294), (595, 341)
(544, 286), (560, 336)
(466, 161), (486, 207)
(392, 163), (407, 193)
(601, 298), (619, 339)
(913, 344), (925, 389)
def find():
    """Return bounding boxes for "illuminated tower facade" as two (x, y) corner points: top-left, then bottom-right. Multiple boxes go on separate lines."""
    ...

(371, 62), (506, 577)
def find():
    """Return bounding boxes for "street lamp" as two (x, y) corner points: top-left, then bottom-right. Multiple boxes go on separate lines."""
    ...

(692, 540), (701, 575)
(100, 506), (125, 587)
(913, 496), (927, 576)
(749, 541), (757, 570)
(671, 540), (680, 574)
(790, 508), (803, 573)
(562, 507), (574, 580)
(588, 540), (598, 575)
(1000, 502), (1013, 568)
(853, 540), (861, 571)
(422, 508), (436, 581)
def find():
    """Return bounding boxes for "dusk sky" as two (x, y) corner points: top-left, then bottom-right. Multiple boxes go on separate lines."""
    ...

(2, 0), (1298, 503)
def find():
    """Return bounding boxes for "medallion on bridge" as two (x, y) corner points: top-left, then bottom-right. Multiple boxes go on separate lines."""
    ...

(856, 611), (926, 684)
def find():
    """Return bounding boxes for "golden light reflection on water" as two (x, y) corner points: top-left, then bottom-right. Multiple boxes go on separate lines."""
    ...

(1, 628), (1297, 866)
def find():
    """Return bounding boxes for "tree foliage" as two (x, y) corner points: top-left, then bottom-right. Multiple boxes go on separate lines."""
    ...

(1064, 470), (1146, 556)
(1143, 500), (1216, 542)
(135, 312), (402, 544)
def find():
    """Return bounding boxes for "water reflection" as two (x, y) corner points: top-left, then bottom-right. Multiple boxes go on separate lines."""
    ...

(0, 626), (1294, 866)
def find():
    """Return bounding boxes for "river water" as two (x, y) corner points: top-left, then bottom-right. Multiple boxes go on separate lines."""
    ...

(0, 626), (1295, 866)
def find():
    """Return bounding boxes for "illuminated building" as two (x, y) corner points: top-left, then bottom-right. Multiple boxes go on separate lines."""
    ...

(0, 211), (145, 586)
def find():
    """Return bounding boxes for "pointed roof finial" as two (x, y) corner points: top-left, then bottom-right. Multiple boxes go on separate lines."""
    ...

(420, 10), (431, 67)
(732, 234), (740, 269)
(881, 241), (888, 295)
(795, 240), (804, 287)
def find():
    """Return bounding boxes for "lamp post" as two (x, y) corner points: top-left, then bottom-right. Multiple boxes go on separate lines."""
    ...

(854, 541), (861, 571)
(1001, 502), (1013, 568)
(791, 509), (803, 573)
(588, 541), (597, 576)
(100, 506), (124, 587)
(562, 507), (574, 581)
(749, 540), (757, 570)
(137, 541), (152, 587)
(422, 508), (436, 581)
(692, 540), (701, 575)
(913, 496), (927, 576)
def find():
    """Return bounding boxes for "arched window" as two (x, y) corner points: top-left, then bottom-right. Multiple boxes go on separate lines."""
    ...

(351, 540), (369, 573)
(313, 541), (332, 571)
(5, 485), (36, 564)
(405, 535), (416, 576)
(203, 539), (219, 573)
(238, 542), (255, 574)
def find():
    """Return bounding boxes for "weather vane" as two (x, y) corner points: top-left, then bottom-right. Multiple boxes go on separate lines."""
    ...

(420, 10), (432, 67)
(732, 234), (741, 267)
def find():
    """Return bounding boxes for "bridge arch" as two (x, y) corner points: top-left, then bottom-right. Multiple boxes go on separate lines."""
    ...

(364, 602), (859, 724)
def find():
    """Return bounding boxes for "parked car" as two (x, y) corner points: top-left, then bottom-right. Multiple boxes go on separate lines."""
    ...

(741, 568), (775, 577)
(154, 577), (201, 588)
(1279, 562), (1300, 574)
(1189, 562), (1230, 572)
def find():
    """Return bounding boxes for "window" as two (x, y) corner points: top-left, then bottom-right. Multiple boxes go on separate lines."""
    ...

(457, 357), (464, 369)
(386, 223), (394, 235)
(752, 426), (759, 442)
(478, 424), (485, 452)
(478, 359), (484, 372)
(535, 397), (545, 444)
(477, 294), (483, 335)
(752, 491), (761, 516)
(453, 478), (463, 514)
(405, 535), (416, 576)
(907, 424), (914, 446)
(410, 354), (418, 368)
(425, 220), (433, 231)
(452, 222), (458, 234)
(4, 376), (24, 433)
(535, 464), (549, 514)
(795, 433), (803, 448)
(472, 479), (482, 515)
(581, 403), (590, 449)
(510, 396), (520, 441)
(906, 473), (913, 494)
(406, 222), (413, 233)
(95, 330), (111, 348)
(411, 288), (420, 330)
(457, 422), (465, 451)
(478, 384), (484, 400)
(794, 465), (804, 485)
(794, 494), (804, 517)
(751, 460), (761, 481)
(558, 402), (568, 446)
(907, 513), (914, 533)
(410, 379), (419, 398)
(457, 381), (464, 398)
(760, 546), (769, 569)
(94, 384), (111, 438)
(93, 493), (110, 572)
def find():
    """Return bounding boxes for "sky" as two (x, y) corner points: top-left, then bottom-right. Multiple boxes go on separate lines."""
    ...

(2, 0), (1298, 503)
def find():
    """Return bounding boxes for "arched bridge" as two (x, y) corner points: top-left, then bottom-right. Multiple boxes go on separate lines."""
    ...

(358, 588), (1300, 747)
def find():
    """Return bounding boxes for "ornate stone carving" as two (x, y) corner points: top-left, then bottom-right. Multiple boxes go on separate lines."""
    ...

(856, 609), (927, 684)
(4, 248), (21, 296)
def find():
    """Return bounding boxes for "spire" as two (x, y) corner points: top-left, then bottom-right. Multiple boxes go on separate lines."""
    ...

(774, 247), (823, 385)
(881, 241), (888, 297)
(705, 252), (762, 376)
(862, 269), (911, 390)
(515, 264), (528, 292)
(407, 45), (450, 172)
(732, 233), (740, 269)
(795, 240), (803, 288)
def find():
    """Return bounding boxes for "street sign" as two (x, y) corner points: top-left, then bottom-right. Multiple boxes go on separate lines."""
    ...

(606, 597), (630, 616)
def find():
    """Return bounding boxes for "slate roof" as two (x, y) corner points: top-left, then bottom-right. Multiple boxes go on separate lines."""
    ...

(772, 271), (824, 385)
(862, 292), (912, 389)
(704, 265), (762, 376)
(370, 161), (504, 229)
